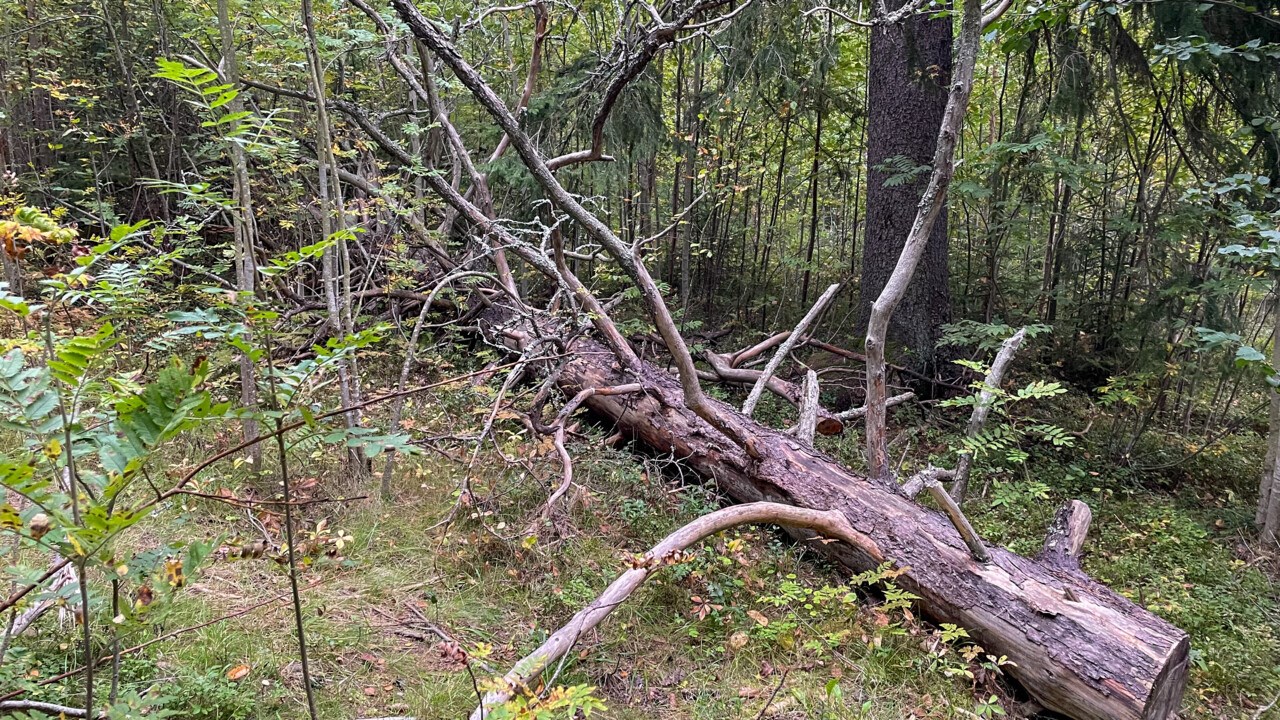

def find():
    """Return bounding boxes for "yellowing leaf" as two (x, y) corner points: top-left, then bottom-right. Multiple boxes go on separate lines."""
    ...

(0, 503), (21, 531)
(163, 557), (185, 588)
(64, 532), (86, 557)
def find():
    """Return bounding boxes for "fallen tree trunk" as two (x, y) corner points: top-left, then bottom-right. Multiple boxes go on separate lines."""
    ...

(554, 336), (1189, 720)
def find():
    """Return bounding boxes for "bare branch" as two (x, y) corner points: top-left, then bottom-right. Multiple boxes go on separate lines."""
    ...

(901, 466), (989, 563)
(470, 502), (862, 718)
(950, 327), (1026, 502)
(795, 370), (820, 446)
(864, 0), (984, 480)
(545, 0), (733, 171)
(981, 0), (1016, 27)
(742, 283), (840, 418)
(834, 391), (914, 421)
(392, 0), (763, 458)
(540, 383), (644, 521)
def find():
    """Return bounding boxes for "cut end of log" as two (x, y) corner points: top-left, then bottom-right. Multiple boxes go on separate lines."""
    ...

(1144, 634), (1191, 720)
(816, 416), (845, 436)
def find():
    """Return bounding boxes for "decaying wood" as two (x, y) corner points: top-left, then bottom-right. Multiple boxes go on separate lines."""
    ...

(864, 0), (983, 480)
(901, 466), (990, 563)
(1040, 499), (1093, 569)
(834, 390), (914, 421)
(545, 335), (1189, 720)
(702, 350), (844, 435)
(951, 327), (1027, 502)
(0, 700), (99, 718)
(795, 370), (820, 446)
(374, 4), (1190, 718)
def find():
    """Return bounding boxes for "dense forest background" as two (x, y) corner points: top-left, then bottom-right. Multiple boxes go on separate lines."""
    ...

(0, 0), (1278, 718)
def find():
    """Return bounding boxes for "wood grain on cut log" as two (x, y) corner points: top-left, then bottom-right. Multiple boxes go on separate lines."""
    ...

(554, 336), (1189, 720)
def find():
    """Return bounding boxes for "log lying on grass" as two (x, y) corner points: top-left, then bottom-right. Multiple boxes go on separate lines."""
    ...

(554, 336), (1189, 720)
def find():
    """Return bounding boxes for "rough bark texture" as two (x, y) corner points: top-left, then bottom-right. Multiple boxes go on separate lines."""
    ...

(858, 0), (953, 365)
(550, 335), (1189, 720)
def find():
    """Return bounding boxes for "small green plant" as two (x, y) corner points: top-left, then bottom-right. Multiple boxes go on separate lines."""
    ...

(939, 320), (1051, 352)
(161, 667), (259, 720)
(487, 683), (606, 720)
(973, 694), (1007, 717)
(941, 342), (1073, 476)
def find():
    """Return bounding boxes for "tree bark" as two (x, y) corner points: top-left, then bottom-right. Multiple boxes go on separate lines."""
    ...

(1259, 290), (1280, 544)
(538, 333), (1189, 720)
(951, 327), (1026, 502)
(858, 0), (954, 366)
(216, 0), (261, 467)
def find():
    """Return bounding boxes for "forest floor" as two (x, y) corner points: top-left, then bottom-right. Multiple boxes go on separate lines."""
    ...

(8, 359), (1280, 720)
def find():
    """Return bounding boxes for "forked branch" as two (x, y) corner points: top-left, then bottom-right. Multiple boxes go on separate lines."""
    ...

(392, 0), (762, 458)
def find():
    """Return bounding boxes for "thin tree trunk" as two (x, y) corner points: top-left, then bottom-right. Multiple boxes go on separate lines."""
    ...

(1259, 286), (1280, 544)
(303, 0), (365, 473)
(216, 0), (261, 467)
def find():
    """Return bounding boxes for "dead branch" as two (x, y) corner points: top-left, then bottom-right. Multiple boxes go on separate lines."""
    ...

(393, 0), (763, 459)
(8, 559), (76, 638)
(864, 0), (983, 480)
(539, 383), (644, 523)
(901, 466), (989, 563)
(545, 0), (732, 171)
(806, 338), (968, 391)
(950, 327), (1026, 502)
(834, 391), (914, 421)
(794, 370), (820, 446)
(1039, 499), (1093, 570)
(741, 283), (840, 418)
(470, 502), (860, 719)
(701, 350), (843, 435)
(730, 331), (790, 368)
(0, 700), (99, 718)
(487, 2), (548, 164)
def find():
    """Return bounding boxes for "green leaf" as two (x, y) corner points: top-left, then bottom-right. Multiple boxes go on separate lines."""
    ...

(1235, 345), (1268, 366)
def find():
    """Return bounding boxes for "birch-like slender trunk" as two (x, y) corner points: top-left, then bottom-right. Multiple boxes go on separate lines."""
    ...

(216, 0), (261, 467)
(1259, 287), (1280, 544)
(302, 0), (365, 472)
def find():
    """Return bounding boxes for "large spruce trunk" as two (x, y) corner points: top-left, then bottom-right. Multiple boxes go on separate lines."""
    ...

(551, 335), (1189, 720)
(858, 0), (953, 366)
